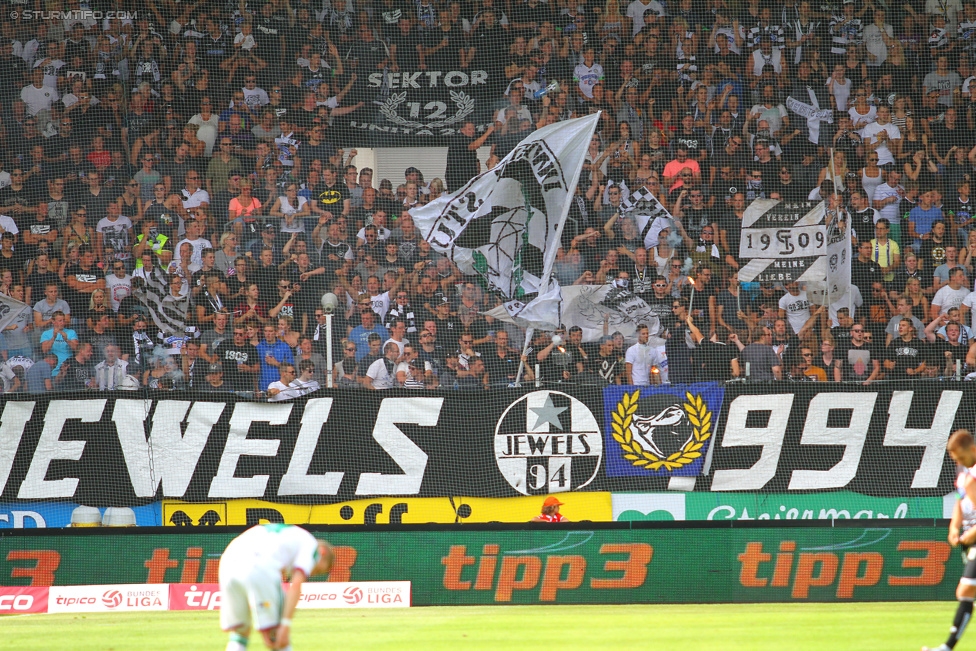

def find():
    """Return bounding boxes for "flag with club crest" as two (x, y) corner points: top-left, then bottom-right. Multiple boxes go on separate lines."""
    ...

(412, 114), (599, 329)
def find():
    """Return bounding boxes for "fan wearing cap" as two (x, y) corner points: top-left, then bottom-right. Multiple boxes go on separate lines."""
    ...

(532, 496), (570, 522)
(204, 363), (233, 393)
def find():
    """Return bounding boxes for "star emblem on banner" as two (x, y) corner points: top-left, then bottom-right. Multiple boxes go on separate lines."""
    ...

(530, 394), (568, 430)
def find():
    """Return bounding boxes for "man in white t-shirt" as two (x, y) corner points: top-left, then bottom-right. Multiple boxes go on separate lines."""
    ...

(96, 199), (134, 263)
(20, 68), (57, 116)
(933, 267), (972, 318)
(0, 212), (19, 237)
(573, 47), (604, 100)
(862, 10), (894, 67)
(778, 282), (812, 333)
(0, 355), (34, 392)
(384, 319), (410, 358)
(861, 105), (901, 166)
(872, 168), (903, 217)
(625, 324), (666, 385)
(267, 363), (303, 400)
(365, 342), (400, 389)
(174, 219), (213, 267)
(627, 0), (665, 37)
(105, 263), (132, 312)
(177, 171), (211, 236)
(219, 524), (333, 651)
(242, 78), (271, 108)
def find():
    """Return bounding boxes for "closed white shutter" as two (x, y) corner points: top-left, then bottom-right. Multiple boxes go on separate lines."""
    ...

(372, 147), (448, 189)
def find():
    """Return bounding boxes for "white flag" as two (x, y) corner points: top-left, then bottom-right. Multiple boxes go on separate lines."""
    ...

(483, 282), (562, 331)
(0, 292), (29, 334)
(787, 89), (833, 145)
(560, 284), (662, 344)
(808, 214), (852, 306)
(412, 114), (599, 301)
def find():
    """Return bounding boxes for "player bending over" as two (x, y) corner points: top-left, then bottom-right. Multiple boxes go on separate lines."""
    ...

(924, 429), (976, 651)
(219, 524), (334, 651)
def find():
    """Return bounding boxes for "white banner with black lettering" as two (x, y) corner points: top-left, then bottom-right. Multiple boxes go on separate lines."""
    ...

(737, 199), (828, 285)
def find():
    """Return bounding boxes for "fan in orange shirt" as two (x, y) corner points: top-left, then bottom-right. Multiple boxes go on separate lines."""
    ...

(796, 346), (828, 381)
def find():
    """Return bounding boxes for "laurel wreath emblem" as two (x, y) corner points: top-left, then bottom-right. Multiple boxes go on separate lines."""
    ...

(610, 390), (711, 472)
(378, 90), (475, 129)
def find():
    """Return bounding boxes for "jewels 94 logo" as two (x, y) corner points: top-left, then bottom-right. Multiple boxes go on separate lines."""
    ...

(494, 390), (603, 495)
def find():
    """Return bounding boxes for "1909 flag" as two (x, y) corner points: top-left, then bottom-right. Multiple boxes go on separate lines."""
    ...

(738, 198), (850, 304)
(737, 199), (827, 284)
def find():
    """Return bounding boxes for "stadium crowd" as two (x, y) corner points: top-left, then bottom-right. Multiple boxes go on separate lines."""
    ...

(2, 0), (976, 392)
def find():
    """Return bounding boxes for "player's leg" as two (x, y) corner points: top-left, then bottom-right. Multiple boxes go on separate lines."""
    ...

(924, 548), (976, 651)
(225, 626), (251, 651)
(246, 567), (287, 650)
(219, 570), (253, 651)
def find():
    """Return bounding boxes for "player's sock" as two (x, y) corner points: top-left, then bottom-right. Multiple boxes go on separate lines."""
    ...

(226, 632), (248, 651)
(945, 597), (974, 649)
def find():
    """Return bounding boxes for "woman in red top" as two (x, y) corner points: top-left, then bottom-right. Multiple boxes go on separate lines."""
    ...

(532, 497), (570, 522)
(235, 282), (269, 326)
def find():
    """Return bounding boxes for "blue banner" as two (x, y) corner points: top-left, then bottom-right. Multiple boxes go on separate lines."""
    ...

(0, 502), (162, 528)
(603, 383), (724, 478)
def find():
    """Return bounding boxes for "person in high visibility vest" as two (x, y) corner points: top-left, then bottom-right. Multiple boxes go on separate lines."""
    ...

(531, 496), (570, 522)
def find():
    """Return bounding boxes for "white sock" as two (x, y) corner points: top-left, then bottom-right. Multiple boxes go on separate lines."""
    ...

(226, 632), (248, 651)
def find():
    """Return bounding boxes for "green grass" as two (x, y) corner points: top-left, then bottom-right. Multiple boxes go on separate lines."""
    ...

(1, 602), (969, 650)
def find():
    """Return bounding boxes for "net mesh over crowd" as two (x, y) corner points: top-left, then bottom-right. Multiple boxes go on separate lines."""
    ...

(0, 0), (975, 395)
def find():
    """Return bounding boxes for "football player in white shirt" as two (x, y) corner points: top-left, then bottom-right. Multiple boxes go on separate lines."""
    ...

(923, 429), (976, 651)
(219, 524), (334, 651)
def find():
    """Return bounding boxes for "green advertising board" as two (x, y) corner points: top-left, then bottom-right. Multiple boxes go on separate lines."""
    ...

(0, 524), (959, 604)
(611, 492), (952, 522)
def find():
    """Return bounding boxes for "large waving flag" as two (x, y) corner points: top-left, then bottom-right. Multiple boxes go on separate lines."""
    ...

(412, 114), (599, 328)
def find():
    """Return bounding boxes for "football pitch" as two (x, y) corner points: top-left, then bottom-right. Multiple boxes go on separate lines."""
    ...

(0, 602), (969, 650)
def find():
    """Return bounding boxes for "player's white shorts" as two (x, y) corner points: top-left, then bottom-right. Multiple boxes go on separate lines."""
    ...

(219, 558), (284, 632)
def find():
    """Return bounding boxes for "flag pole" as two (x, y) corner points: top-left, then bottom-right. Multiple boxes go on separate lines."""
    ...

(826, 147), (842, 311)
(515, 112), (602, 386)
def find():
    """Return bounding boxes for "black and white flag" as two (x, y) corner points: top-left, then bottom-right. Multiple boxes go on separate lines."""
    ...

(133, 267), (191, 350)
(737, 199), (828, 285)
(413, 114), (598, 328)
(620, 186), (675, 248)
(560, 283), (662, 343)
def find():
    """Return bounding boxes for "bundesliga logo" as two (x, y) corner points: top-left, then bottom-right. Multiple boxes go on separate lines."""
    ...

(343, 587), (363, 604)
(102, 590), (123, 608)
